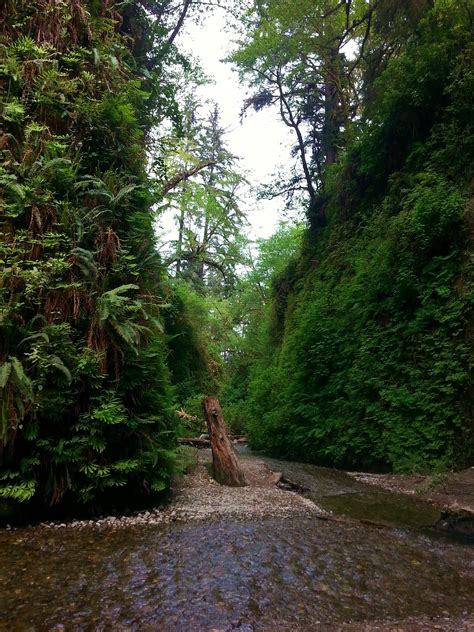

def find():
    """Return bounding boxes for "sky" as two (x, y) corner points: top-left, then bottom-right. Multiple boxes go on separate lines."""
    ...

(157, 8), (295, 244)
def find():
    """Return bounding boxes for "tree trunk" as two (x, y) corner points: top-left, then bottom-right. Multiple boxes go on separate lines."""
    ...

(322, 47), (341, 166)
(198, 211), (210, 283)
(175, 205), (185, 277)
(202, 397), (247, 487)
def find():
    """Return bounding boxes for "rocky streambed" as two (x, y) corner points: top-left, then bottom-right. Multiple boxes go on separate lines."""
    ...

(0, 450), (473, 631)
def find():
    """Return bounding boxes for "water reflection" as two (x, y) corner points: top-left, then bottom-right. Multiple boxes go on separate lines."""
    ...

(1, 515), (473, 630)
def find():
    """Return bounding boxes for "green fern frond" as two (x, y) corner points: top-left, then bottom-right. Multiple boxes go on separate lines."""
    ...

(0, 480), (37, 502)
(48, 355), (72, 383)
(112, 183), (140, 205)
(10, 357), (33, 400)
(0, 362), (12, 388)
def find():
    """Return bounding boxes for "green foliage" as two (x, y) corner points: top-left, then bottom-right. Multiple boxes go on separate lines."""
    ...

(243, 2), (473, 472)
(162, 101), (248, 292)
(0, 357), (33, 444)
(164, 281), (224, 406)
(173, 445), (198, 478)
(0, 0), (185, 515)
(230, 0), (376, 198)
(220, 223), (304, 433)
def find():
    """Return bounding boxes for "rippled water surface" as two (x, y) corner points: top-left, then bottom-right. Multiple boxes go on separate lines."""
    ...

(258, 456), (445, 530)
(1, 514), (473, 630)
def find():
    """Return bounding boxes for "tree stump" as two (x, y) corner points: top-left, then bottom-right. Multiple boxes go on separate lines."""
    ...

(202, 397), (247, 487)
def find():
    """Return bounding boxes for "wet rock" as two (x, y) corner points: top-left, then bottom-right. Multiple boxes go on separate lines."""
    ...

(435, 508), (474, 537)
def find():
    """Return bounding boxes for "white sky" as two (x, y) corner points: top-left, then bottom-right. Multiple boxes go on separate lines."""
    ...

(157, 10), (294, 244)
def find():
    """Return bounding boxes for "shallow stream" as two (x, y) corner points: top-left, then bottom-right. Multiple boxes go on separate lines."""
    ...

(1, 455), (473, 630)
(259, 456), (445, 532)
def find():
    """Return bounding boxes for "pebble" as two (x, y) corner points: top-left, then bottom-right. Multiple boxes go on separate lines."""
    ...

(1, 454), (326, 532)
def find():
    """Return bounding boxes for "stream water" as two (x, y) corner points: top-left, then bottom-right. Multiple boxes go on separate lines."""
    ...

(1, 457), (473, 630)
(259, 456), (444, 531)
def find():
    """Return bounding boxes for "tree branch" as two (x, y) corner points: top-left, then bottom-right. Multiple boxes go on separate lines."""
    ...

(275, 68), (317, 203)
(161, 161), (215, 196)
(166, 0), (192, 48)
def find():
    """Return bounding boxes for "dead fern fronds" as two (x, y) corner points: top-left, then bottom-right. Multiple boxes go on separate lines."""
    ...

(97, 226), (121, 266)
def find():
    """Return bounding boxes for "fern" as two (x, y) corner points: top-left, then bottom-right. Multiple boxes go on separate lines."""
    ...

(48, 355), (72, 383)
(10, 357), (34, 399)
(0, 0), (179, 514)
(0, 362), (12, 389)
(2, 98), (26, 122)
(0, 481), (37, 502)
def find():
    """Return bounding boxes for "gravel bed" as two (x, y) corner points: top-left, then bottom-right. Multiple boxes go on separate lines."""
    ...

(21, 451), (326, 532)
(169, 455), (324, 521)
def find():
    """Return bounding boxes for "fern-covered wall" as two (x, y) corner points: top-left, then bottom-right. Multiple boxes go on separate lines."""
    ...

(0, 1), (178, 515)
(246, 6), (473, 472)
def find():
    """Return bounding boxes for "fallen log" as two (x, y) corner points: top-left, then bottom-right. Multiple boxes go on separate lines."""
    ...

(202, 397), (247, 487)
(178, 434), (248, 449)
(234, 436), (248, 444)
(179, 437), (211, 448)
(270, 471), (283, 485)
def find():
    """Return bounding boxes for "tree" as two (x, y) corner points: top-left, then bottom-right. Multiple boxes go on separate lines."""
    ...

(230, 0), (431, 219)
(162, 101), (248, 293)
